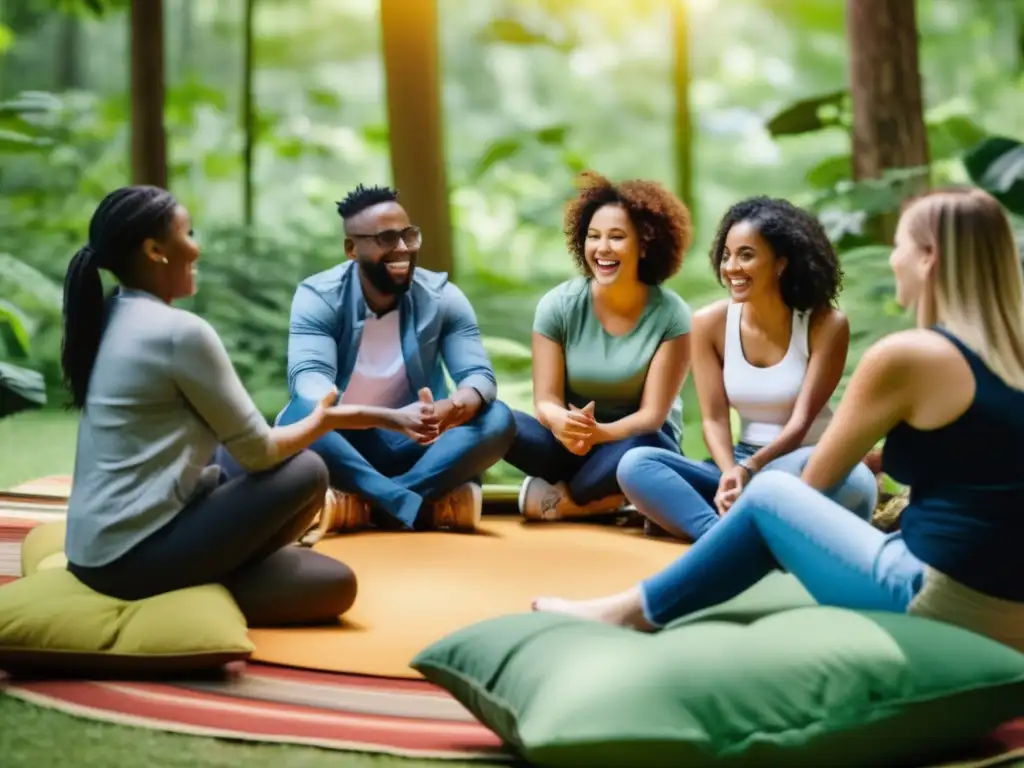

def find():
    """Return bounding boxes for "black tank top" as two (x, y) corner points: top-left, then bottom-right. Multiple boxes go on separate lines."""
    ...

(882, 327), (1024, 601)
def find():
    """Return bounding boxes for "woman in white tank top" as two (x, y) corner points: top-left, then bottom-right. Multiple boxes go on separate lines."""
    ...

(616, 197), (877, 541)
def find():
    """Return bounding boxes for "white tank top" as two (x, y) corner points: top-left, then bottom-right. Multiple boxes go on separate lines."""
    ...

(722, 302), (832, 447)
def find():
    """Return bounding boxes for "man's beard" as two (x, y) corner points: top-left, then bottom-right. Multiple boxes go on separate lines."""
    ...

(358, 257), (415, 295)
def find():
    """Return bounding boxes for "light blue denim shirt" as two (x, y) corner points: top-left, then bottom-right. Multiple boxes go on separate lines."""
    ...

(286, 261), (497, 408)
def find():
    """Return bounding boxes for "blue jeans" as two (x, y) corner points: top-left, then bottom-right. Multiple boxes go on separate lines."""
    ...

(639, 470), (926, 627)
(617, 442), (877, 541)
(277, 397), (516, 528)
(502, 410), (680, 505)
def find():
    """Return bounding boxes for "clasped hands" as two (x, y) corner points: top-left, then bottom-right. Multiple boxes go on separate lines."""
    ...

(317, 386), (477, 445)
(714, 463), (753, 516)
(391, 388), (479, 444)
(551, 402), (602, 456)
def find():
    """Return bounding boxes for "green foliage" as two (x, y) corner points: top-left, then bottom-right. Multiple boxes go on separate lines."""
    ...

(765, 89), (849, 138)
(476, 18), (576, 52)
(963, 136), (1024, 215)
(0, 301), (32, 360)
(1, 0), (1022, 469)
(0, 362), (47, 418)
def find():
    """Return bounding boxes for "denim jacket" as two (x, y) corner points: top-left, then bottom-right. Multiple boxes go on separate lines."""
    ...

(286, 261), (497, 407)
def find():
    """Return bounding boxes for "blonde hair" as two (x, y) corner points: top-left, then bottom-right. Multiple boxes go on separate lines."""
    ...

(902, 187), (1024, 389)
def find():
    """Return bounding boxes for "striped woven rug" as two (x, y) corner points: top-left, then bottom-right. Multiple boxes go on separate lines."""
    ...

(1, 476), (1022, 766)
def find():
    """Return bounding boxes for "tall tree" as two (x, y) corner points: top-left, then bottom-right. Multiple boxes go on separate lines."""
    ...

(845, 0), (929, 191)
(129, 0), (167, 188)
(379, 0), (453, 275)
(670, 0), (693, 218)
(241, 0), (255, 237)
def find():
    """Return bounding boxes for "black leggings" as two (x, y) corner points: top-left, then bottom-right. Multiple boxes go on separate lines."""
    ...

(68, 450), (357, 627)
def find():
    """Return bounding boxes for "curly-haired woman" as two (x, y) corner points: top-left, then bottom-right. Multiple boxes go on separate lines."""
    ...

(615, 196), (878, 542)
(503, 171), (694, 521)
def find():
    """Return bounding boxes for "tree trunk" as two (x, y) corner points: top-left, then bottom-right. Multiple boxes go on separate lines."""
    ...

(56, 13), (81, 91)
(241, 0), (255, 238)
(130, 0), (167, 189)
(670, 0), (693, 219)
(845, 0), (929, 185)
(379, 0), (454, 276)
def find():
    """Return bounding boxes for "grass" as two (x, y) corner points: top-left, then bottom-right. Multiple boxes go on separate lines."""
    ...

(0, 410), (502, 768)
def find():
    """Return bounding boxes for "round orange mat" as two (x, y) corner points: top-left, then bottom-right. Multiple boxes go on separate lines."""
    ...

(248, 515), (688, 679)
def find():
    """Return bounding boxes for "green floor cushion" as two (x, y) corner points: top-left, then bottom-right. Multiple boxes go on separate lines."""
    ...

(412, 576), (1024, 768)
(21, 519), (67, 576)
(1, 522), (253, 677)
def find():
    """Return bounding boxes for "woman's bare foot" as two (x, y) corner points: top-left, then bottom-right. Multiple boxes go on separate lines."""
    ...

(531, 587), (657, 631)
(519, 477), (626, 521)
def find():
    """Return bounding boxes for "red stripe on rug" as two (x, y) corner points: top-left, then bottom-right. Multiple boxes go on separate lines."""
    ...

(994, 718), (1023, 749)
(10, 680), (507, 759)
(104, 680), (484, 733)
(0, 518), (39, 537)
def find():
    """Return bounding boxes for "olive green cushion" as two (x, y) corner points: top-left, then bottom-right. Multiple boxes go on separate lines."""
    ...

(0, 522), (253, 676)
(20, 519), (67, 576)
(411, 575), (1024, 767)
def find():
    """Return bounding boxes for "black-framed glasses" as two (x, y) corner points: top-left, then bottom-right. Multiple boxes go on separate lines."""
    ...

(348, 226), (422, 251)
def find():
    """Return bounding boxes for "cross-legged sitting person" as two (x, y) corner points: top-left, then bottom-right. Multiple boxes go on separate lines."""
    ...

(533, 187), (1024, 655)
(502, 172), (694, 521)
(617, 197), (877, 542)
(277, 184), (515, 538)
(63, 186), (358, 627)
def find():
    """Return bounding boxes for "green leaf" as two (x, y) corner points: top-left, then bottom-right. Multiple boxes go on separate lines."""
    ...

(473, 138), (522, 180)
(805, 154), (851, 189)
(926, 113), (988, 162)
(0, 361), (47, 419)
(765, 89), (849, 137)
(561, 149), (587, 175)
(0, 301), (31, 359)
(0, 23), (13, 54)
(361, 123), (389, 149)
(963, 137), (1024, 215)
(203, 152), (240, 179)
(0, 91), (63, 118)
(306, 88), (343, 109)
(536, 124), (569, 146)
(476, 18), (574, 52)
(0, 128), (52, 152)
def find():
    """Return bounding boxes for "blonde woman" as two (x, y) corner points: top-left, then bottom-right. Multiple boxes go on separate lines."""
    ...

(534, 187), (1024, 654)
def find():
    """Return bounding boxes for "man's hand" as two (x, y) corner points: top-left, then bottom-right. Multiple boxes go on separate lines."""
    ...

(439, 388), (484, 432)
(420, 387), (484, 442)
(385, 389), (440, 444)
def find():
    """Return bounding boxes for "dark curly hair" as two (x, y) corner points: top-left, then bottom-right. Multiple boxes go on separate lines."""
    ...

(563, 171), (692, 286)
(336, 183), (399, 220)
(709, 196), (843, 312)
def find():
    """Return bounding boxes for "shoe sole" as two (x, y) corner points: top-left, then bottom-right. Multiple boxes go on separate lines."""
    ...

(518, 476), (534, 516)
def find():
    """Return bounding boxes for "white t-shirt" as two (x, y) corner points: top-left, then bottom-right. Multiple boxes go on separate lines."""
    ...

(340, 309), (410, 408)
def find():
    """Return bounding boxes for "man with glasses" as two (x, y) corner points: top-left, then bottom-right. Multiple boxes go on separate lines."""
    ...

(277, 184), (515, 540)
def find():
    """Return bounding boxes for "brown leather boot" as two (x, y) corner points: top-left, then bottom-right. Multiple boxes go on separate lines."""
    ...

(423, 482), (482, 532)
(299, 487), (372, 546)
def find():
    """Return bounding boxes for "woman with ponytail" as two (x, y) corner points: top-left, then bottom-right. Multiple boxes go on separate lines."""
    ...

(60, 187), (421, 626)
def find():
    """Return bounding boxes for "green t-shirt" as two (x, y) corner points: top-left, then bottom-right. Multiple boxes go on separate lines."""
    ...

(533, 276), (692, 445)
